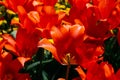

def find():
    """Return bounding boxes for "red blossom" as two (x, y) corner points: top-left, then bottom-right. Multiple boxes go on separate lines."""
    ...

(0, 0), (34, 12)
(15, 11), (41, 57)
(0, 0), (120, 80)
(38, 0), (57, 6)
(0, 39), (31, 80)
(2, 10), (42, 57)
(92, 0), (116, 19)
(0, 56), (31, 80)
(86, 62), (114, 80)
(39, 23), (85, 64)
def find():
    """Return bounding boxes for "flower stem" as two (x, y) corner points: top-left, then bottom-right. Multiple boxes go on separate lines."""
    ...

(65, 54), (70, 80)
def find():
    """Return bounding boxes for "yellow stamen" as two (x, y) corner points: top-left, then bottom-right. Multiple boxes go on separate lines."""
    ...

(48, 39), (54, 44)
(6, 9), (16, 15)
(110, 30), (114, 34)
(0, 20), (7, 25)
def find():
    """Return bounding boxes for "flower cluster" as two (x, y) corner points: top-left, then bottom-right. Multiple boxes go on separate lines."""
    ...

(0, 0), (120, 80)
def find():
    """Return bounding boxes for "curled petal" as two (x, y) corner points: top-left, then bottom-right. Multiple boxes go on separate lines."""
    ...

(2, 34), (16, 46)
(38, 38), (61, 63)
(75, 66), (86, 80)
(70, 24), (85, 39)
(103, 63), (114, 78)
(17, 6), (27, 25)
(27, 11), (40, 24)
(94, 0), (116, 19)
(51, 26), (63, 43)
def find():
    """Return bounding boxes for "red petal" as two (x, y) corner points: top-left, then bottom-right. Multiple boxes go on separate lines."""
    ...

(97, 0), (116, 19)
(27, 11), (40, 24)
(51, 26), (63, 43)
(38, 38), (61, 63)
(75, 66), (86, 80)
(39, 0), (57, 6)
(70, 24), (85, 39)
(116, 69), (120, 79)
(17, 6), (27, 25)
(2, 34), (16, 46)
(0, 62), (5, 79)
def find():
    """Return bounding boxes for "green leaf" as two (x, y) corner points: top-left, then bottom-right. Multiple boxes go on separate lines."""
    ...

(42, 70), (48, 80)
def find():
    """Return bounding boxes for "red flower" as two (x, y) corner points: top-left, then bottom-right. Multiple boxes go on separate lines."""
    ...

(39, 20), (104, 67)
(92, 0), (120, 31)
(83, 4), (112, 38)
(0, 39), (31, 80)
(92, 0), (116, 19)
(0, 0), (34, 12)
(86, 62), (114, 80)
(76, 62), (115, 80)
(64, 0), (118, 38)
(68, 0), (90, 11)
(38, 0), (57, 6)
(108, 0), (120, 29)
(33, 0), (66, 38)
(0, 56), (31, 80)
(2, 10), (42, 57)
(39, 22), (86, 64)
(64, 0), (89, 24)
(76, 41), (104, 68)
